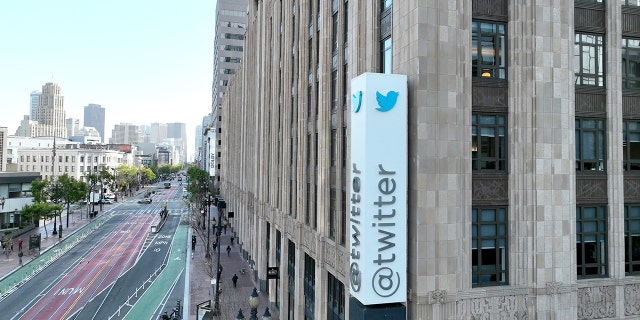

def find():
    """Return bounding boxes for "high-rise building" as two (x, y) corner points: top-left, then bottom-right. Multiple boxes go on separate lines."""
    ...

(195, 124), (203, 167)
(211, 0), (248, 111)
(66, 118), (80, 138)
(166, 122), (187, 164)
(32, 82), (67, 139)
(109, 123), (139, 145)
(217, 1), (640, 319)
(149, 123), (167, 144)
(29, 90), (40, 119)
(83, 104), (105, 143)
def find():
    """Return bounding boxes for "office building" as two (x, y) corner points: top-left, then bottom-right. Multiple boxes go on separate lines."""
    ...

(109, 123), (139, 145)
(166, 122), (187, 164)
(29, 90), (40, 119)
(66, 118), (80, 138)
(83, 103), (105, 143)
(69, 127), (101, 145)
(217, 1), (640, 319)
(195, 124), (203, 168)
(149, 123), (167, 144)
(30, 82), (67, 139)
(211, 0), (248, 111)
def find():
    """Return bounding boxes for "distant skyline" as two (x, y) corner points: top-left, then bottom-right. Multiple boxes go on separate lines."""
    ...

(0, 0), (217, 161)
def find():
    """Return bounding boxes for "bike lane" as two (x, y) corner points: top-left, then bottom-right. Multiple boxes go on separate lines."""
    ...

(19, 214), (155, 319)
(124, 216), (187, 320)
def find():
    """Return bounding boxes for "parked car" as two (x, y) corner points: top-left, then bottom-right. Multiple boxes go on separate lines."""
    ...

(138, 198), (152, 204)
(100, 198), (114, 204)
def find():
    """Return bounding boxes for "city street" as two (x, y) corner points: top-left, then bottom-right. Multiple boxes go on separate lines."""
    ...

(0, 184), (187, 319)
(0, 182), (278, 320)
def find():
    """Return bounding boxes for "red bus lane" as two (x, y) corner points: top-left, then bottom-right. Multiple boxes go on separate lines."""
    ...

(20, 214), (155, 320)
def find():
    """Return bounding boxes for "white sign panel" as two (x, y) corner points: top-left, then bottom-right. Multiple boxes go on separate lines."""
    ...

(349, 72), (407, 305)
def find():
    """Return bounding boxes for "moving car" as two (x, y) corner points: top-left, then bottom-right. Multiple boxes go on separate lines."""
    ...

(100, 198), (114, 204)
(138, 198), (152, 204)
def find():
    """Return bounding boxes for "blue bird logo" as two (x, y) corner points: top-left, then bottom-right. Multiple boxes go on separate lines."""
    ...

(352, 91), (363, 113)
(375, 91), (399, 112)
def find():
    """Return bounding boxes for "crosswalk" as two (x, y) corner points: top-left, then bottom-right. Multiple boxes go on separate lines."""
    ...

(115, 209), (186, 215)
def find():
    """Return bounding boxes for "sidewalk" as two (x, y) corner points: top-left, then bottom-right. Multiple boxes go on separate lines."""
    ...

(189, 222), (279, 320)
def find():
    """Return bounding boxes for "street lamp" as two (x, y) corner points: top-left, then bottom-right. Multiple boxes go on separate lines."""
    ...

(236, 309), (245, 320)
(249, 287), (260, 320)
(262, 308), (271, 320)
(212, 212), (228, 315)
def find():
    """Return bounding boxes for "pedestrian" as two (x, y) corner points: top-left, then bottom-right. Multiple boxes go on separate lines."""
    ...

(224, 224), (227, 234)
(217, 265), (223, 279)
(226, 245), (231, 256)
(212, 240), (217, 251)
(230, 236), (234, 246)
(18, 239), (23, 252)
(18, 251), (23, 265)
(191, 235), (197, 251)
(232, 274), (238, 287)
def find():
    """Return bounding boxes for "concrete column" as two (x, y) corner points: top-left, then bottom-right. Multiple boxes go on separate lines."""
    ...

(509, 1), (576, 318)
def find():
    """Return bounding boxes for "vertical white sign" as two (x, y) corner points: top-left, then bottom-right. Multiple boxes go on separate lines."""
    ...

(349, 73), (407, 305)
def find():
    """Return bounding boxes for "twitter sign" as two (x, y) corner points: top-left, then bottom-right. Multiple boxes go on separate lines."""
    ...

(350, 72), (407, 306)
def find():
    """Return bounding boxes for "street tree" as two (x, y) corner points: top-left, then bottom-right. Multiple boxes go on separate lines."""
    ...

(85, 172), (100, 215)
(57, 174), (87, 228)
(21, 202), (60, 238)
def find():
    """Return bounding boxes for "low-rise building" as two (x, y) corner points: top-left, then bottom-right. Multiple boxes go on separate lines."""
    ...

(6, 136), (135, 180)
(0, 172), (40, 231)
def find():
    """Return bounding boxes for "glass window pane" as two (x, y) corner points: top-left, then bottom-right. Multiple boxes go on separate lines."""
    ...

(582, 131), (596, 159)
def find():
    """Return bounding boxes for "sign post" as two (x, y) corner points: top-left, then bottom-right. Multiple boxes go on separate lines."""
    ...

(349, 73), (408, 317)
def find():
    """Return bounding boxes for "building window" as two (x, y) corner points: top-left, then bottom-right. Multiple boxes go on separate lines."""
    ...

(577, 206), (608, 278)
(576, 118), (606, 171)
(623, 38), (640, 89)
(331, 129), (337, 166)
(623, 0), (640, 6)
(625, 205), (640, 275)
(381, 37), (392, 74)
(304, 254), (316, 320)
(575, 33), (605, 86)
(472, 114), (507, 171)
(306, 183), (311, 226)
(224, 33), (245, 40)
(340, 189), (346, 246)
(624, 121), (640, 170)
(222, 45), (244, 52)
(327, 272), (345, 320)
(329, 188), (336, 240)
(288, 240), (296, 319)
(472, 207), (508, 287)
(472, 21), (507, 79)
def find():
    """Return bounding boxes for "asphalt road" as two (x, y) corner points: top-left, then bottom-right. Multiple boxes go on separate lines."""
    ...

(0, 187), (189, 320)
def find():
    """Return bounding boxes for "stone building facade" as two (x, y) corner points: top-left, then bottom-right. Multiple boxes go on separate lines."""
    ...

(218, 1), (640, 319)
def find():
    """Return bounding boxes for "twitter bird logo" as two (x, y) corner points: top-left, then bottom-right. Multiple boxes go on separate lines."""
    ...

(375, 91), (399, 112)
(352, 91), (363, 113)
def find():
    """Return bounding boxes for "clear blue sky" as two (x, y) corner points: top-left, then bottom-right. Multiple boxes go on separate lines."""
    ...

(0, 0), (217, 161)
